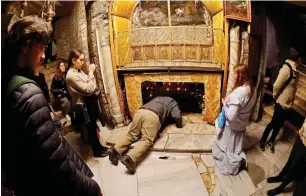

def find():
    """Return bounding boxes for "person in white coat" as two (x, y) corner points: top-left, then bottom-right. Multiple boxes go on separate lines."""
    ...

(213, 64), (256, 175)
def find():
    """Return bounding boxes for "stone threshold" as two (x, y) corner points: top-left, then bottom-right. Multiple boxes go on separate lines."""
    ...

(106, 121), (217, 153)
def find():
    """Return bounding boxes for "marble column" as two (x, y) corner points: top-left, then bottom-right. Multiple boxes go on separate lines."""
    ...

(96, 25), (124, 127)
(226, 25), (240, 96)
(240, 31), (249, 65)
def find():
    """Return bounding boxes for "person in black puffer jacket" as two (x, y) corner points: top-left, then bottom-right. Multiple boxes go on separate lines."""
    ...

(1, 15), (102, 196)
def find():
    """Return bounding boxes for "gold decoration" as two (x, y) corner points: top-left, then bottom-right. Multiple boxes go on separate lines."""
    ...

(185, 45), (197, 60)
(113, 16), (132, 65)
(124, 73), (222, 124)
(144, 46), (157, 61)
(171, 45), (184, 60)
(200, 46), (212, 62)
(132, 46), (144, 62)
(158, 45), (170, 60)
(202, 0), (223, 16)
(112, 0), (138, 19)
(116, 28), (223, 66)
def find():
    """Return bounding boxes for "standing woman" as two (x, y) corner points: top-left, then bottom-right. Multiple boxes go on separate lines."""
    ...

(51, 60), (71, 121)
(66, 49), (108, 157)
(212, 64), (257, 175)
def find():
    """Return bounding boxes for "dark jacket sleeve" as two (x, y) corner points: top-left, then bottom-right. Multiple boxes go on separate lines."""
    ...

(170, 102), (183, 128)
(14, 83), (101, 196)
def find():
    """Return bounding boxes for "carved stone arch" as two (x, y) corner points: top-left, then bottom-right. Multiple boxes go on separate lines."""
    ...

(111, 0), (223, 20)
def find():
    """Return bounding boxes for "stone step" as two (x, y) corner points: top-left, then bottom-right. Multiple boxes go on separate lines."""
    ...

(105, 122), (216, 153)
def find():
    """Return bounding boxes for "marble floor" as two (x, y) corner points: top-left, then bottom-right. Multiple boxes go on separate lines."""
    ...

(62, 115), (298, 196)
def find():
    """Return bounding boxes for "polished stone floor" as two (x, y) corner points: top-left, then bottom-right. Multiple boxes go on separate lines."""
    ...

(62, 113), (296, 196)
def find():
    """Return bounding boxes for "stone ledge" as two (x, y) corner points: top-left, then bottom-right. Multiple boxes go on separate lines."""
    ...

(106, 122), (216, 152)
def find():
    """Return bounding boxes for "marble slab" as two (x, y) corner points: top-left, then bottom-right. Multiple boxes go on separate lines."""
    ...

(137, 153), (209, 196)
(192, 123), (216, 135)
(200, 154), (215, 167)
(244, 135), (260, 150)
(106, 124), (216, 152)
(98, 157), (138, 196)
(165, 134), (215, 152)
(274, 139), (292, 154)
(182, 113), (206, 123)
(251, 189), (264, 196)
(152, 132), (168, 151)
(257, 144), (284, 165)
(164, 123), (193, 134)
(214, 169), (256, 196)
(246, 146), (279, 186)
(165, 122), (215, 135)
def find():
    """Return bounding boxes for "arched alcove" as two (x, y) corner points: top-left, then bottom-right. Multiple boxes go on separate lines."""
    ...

(111, 0), (225, 67)
(109, 1), (226, 123)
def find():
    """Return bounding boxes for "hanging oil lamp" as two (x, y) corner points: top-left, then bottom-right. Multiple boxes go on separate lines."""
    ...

(42, 1), (55, 23)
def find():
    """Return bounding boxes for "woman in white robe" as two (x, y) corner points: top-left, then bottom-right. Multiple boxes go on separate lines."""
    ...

(213, 64), (256, 175)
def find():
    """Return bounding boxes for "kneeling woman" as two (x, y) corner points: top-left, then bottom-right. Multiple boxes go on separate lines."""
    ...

(212, 64), (256, 175)
(66, 49), (108, 157)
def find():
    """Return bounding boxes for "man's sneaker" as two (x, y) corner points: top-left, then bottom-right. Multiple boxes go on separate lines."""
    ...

(107, 147), (120, 166)
(120, 155), (136, 174)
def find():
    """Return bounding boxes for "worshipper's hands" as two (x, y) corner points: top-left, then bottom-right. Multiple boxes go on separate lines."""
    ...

(175, 117), (183, 128)
(222, 98), (227, 106)
(88, 63), (96, 73)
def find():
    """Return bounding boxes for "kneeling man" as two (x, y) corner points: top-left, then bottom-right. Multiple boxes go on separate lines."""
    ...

(108, 96), (183, 174)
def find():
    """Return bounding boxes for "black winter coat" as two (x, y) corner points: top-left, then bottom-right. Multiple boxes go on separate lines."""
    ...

(51, 74), (70, 100)
(2, 75), (101, 196)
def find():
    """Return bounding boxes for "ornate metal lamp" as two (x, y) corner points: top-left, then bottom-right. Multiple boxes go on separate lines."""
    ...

(20, 0), (28, 18)
(42, 0), (55, 23)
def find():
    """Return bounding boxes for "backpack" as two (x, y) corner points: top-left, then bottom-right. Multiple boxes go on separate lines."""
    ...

(6, 75), (36, 97)
(276, 62), (296, 89)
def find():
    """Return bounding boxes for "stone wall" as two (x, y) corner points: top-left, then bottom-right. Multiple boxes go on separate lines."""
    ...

(70, 1), (90, 68)
(54, 17), (71, 60)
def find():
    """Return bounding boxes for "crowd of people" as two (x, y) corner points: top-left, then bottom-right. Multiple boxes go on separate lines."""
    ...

(1, 15), (305, 196)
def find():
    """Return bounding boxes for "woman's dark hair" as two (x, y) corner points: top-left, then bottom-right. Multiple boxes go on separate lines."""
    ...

(57, 60), (65, 70)
(67, 49), (83, 69)
(55, 60), (66, 77)
(289, 47), (301, 61)
(2, 15), (52, 76)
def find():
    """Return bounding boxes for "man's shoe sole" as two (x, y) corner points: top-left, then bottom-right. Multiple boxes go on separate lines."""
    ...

(120, 159), (136, 174)
(107, 149), (119, 166)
